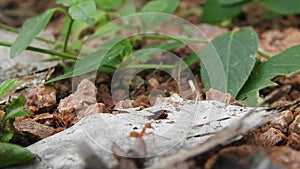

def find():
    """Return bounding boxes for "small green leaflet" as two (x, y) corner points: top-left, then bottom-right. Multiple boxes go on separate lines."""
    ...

(200, 28), (258, 97)
(10, 8), (56, 58)
(262, 0), (300, 15)
(69, 0), (96, 23)
(119, 6), (136, 16)
(141, 0), (179, 14)
(202, 0), (244, 23)
(4, 95), (28, 121)
(218, 0), (247, 6)
(1, 132), (13, 143)
(0, 79), (18, 98)
(140, 0), (179, 30)
(56, 0), (79, 6)
(238, 45), (300, 106)
(0, 142), (35, 168)
(96, 0), (123, 10)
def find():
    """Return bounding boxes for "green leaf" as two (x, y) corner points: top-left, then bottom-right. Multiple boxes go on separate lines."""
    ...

(56, 0), (80, 6)
(238, 45), (300, 106)
(5, 95), (28, 120)
(0, 79), (18, 98)
(218, 0), (247, 5)
(69, 0), (97, 23)
(140, 0), (178, 31)
(4, 108), (28, 121)
(141, 0), (178, 14)
(119, 6), (136, 16)
(183, 53), (200, 67)
(200, 28), (258, 97)
(45, 37), (127, 83)
(0, 142), (35, 168)
(262, 0), (300, 15)
(10, 8), (56, 58)
(263, 11), (282, 20)
(202, 0), (244, 23)
(124, 41), (184, 65)
(148, 41), (183, 51)
(97, 0), (123, 10)
(1, 132), (14, 143)
(45, 40), (183, 83)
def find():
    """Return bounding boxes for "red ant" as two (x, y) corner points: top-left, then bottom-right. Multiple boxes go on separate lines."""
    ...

(129, 123), (152, 138)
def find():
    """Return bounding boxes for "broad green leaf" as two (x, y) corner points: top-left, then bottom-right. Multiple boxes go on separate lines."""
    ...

(202, 0), (244, 23)
(97, 0), (123, 10)
(0, 79), (18, 98)
(263, 11), (282, 20)
(141, 0), (179, 14)
(69, 0), (97, 23)
(262, 0), (300, 15)
(200, 28), (258, 97)
(238, 45), (300, 106)
(0, 142), (35, 168)
(218, 0), (247, 5)
(56, 0), (80, 6)
(5, 95), (28, 120)
(10, 8), (56, 58)
(119, 6), (136, 16)
(140, 0), (178, 31)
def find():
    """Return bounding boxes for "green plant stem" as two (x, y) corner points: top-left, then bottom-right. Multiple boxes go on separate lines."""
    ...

(0, 41), (78, 60)
(126, 64), (174, 69)
(143, 34), (209, 43)
(63, 18), (74, 52)
(257, 49), (272, 59)
(0, 23), (56, 45)
(53, 7), (74, 53)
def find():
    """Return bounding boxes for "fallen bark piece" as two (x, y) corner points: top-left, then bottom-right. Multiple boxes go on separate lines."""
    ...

(32, 113), (54, 126)
(76, 103), (105, 120)
(14, 118), (56, 140)
(55, 79), (105, 126)
(204, 145), (300, 169)
(205, 88), (246, 106)
(58, 79), (97, 115)
(24, 85), (56, 113)
(10, 95), (277, 169)
(287, 133), (300, 150)
(268, 146), (300, 169)
(114, 100), (134, 110)
(204, 145), (282, 169)
(253, 127), (287, 147)
(289, 114), (300, 134)
(270, 110), (294, 133)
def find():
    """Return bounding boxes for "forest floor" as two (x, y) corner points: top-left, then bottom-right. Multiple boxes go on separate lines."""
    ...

(1, 0), (300, 169)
